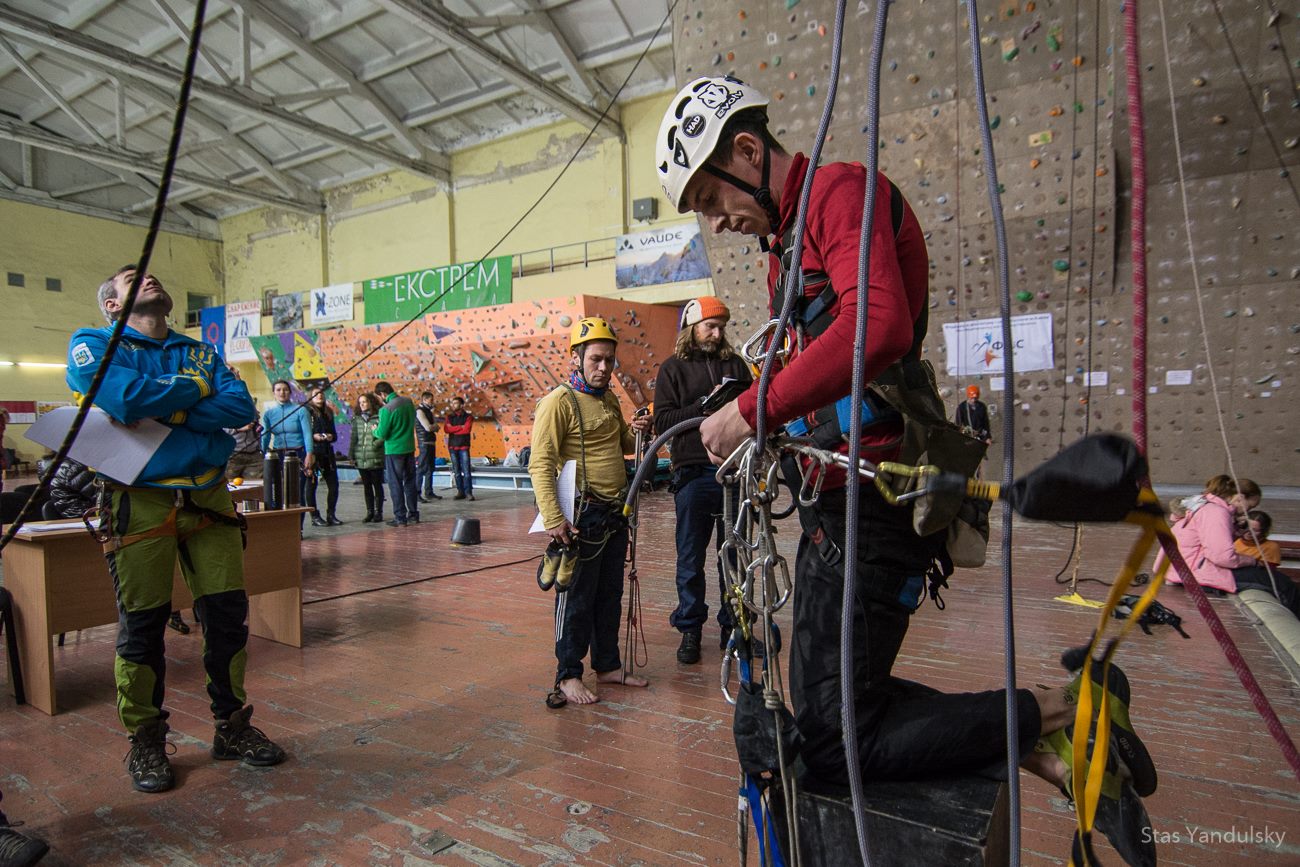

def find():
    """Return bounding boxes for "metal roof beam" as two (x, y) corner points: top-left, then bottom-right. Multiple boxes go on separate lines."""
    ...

(374, 0), (622, 140)
(0, 118), (323, 214)
(0, 185), (218, 238)
(514, 0), (607, 101)
(0, 6), (450, 182)
(223, 0), (444, 163)
(147, 0), (235, 87)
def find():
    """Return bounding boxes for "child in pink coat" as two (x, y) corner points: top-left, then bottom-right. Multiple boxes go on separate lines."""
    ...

(1157, 475), (1261, 594)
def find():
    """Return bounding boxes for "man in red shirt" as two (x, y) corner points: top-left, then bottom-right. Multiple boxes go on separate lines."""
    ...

(657, 76), (1155, 864)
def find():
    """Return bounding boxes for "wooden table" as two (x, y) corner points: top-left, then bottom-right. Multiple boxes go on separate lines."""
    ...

(4, 507), (309, 715)
(228, 480), (264, 509)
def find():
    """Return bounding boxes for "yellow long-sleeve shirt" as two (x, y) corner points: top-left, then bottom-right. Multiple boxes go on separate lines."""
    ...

(528, 385), (635, 530)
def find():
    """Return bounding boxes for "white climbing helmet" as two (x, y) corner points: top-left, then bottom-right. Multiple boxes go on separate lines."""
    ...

(656, 76), (770, 212)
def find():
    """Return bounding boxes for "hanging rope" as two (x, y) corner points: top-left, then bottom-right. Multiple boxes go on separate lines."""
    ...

(1126, 0), (1149, 453)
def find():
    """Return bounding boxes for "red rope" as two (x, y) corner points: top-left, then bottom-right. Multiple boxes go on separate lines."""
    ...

(1125, 0), (1148, 453)
(1127, 0), (1300, 782)
(1157, 535), (1300, 780)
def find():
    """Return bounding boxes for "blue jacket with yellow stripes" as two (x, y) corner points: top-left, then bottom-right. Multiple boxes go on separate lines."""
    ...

(65, 326), (256, 489)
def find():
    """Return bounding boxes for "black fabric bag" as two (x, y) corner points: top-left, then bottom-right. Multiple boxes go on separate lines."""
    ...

(733, 680), (803, 776)
(1007, 433), (1147, 523)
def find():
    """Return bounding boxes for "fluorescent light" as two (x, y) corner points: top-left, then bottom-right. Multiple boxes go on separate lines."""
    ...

(0, 361), (13, 366)
(4, 361), (67, 369)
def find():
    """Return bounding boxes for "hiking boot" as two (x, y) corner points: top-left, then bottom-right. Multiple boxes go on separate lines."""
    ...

(0, 822), (49, 867)
(212, 706), (286, 767)
(166, 611), (190, 635)
(125, 720), (175, 793)
(327, 515), (343, 526)
(1063, 660), (1157, 797)
(468, 494), (475, 501)
(310, 514), (328, 527)
(1039, 728), (1157, 867)
(454, 492), (466, 500)
(677, 629), (702, 665)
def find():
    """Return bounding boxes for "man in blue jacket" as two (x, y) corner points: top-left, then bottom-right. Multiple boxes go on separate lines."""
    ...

(66, 265), (286, 795)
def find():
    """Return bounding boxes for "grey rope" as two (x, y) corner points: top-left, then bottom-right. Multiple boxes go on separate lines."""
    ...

(964, 1), (1022, 861)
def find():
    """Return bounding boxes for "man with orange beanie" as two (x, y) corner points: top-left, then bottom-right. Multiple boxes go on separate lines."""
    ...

(955, 384), (991, 444)
(652, 297), (752, 663)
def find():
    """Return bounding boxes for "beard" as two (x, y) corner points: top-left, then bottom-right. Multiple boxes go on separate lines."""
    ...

(695, 337), (721, 355)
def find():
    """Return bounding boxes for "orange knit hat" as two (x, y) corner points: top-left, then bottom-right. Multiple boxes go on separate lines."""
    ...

(966, 385), (981, 399)
(680, 296), (730, 329)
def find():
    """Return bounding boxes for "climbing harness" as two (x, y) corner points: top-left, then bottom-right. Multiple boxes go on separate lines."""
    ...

(93, 484), (248, 567)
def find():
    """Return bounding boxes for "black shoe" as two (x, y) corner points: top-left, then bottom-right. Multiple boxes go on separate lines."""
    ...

(410, 515), (420, 524)
(430, 493), (443, 500)
(454, 492), (466, 500)
(0, 823), (49, 866)
(677, 629), (702, 665)
(125, 720), (175, 793)
(418, 496), (431, 504)
(468, 494), (475, 501)
(361, 512), (374, 523)
(212, 705), (286, 767)
(310, 514), (328, 527)
(327, 515), (343, 526)
(386, 519), (407, 527)
(166, 611), (190, 635)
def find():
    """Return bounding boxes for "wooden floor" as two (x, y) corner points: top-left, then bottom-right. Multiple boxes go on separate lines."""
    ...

(1, 481), (1297, 866)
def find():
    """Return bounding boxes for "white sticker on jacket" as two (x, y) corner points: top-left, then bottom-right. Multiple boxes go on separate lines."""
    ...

(71, 342), (95, 367)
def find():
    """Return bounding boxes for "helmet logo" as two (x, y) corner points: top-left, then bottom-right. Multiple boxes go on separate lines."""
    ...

(682, 114), (705, 137)
(579, 321), (591, 338)
(697, 82), (743, 118)
(672, 139), (690, 169)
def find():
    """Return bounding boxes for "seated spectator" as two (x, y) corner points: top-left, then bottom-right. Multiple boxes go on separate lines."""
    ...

(1156, 475), (1260, 597)
(1231, 510), (1300, 618)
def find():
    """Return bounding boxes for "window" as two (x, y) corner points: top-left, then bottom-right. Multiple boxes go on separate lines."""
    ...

(7, 272), (23, 287)
(46, 277), (61, 292)
(186, 292), (214, 311)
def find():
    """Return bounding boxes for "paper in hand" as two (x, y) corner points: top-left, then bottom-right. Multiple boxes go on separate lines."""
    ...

(25, 406), (170, 484)
(529, 459), (577, 533)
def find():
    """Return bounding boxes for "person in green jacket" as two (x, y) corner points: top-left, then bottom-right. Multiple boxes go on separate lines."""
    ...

(373, 380), (419, 526)
(349, 392), (386, 523)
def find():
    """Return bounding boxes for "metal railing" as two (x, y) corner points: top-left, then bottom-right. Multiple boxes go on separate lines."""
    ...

(512, 235), (620, 277)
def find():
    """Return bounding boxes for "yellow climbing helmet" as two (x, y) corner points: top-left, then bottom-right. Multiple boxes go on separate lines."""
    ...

(570, 316), (618, 350)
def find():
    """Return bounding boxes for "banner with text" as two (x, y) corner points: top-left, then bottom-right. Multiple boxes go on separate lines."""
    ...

(225, 300), (262, 362)
(942, 313), (1055, 376)
(306, 283), (355, 326)
(615, 222), (710, 289)
(199, 305), (225, 356)
(363, 256), (512, 325)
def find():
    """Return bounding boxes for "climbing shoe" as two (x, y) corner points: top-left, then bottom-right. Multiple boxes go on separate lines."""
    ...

(677, 629), (702, 664)
(166, 611), (190, 635)
(125, 720), (175, 793)
(536, 540), (579, 592)
(1063, 658), (1157, 797)
(212, 705), (287, 767)
(1039, 728), (1156, 867)
(0, 822), (48, 867)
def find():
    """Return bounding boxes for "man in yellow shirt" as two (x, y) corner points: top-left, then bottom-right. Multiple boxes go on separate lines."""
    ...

(529, 316), (653, 707)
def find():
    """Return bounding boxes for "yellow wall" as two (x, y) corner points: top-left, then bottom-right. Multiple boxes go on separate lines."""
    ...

(0, 199), (222, 461)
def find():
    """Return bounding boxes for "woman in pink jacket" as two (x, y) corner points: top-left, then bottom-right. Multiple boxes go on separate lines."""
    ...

(1158, 476), (1262, 594)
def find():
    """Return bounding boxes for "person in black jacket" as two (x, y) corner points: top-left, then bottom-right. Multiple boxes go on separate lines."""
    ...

(305, 389), (342, 526)
(955, 384), (992, 444)
(652, 297), (753, 664)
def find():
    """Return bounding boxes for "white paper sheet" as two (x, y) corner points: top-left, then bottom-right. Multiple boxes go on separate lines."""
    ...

(17, 520), (91, 534)
(529, 460), (576, 533)
(24, 406), (170, 484)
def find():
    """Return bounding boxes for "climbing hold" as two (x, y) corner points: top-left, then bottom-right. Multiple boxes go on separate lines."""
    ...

(1003, 40), (1020, 62)
(1030, 158), (1041, 169)
(990, 114), (1001, 129)
(1223, 309), (1237, 318)
(536, 315), (549, 328)
(907, 73), (920, 84)
(711, 53), (722, 65)
(738, 10), (747, 20)
(727, 51), (735, 62)
(785, 0), (800, 8)
(807, 85), (816, 97)
(1072, 55), (1085, 66)
(1192, 76), (1207, 87)
(818, 24), (827, 36)
(1046, 32), (1061, 52)
(557, 315), (571, 327)
(1016, 290), (1034, 302)
(1095, 167), (1108, 177)
(1049, 105), (1064, 117)
(1212, 114), (1228, 125)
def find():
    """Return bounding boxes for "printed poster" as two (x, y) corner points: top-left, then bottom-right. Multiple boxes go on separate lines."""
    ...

(615, 222), (710, 289)
(271, 292), (303, 332)
(225, 299), (262, 362)
(199, 305), (225, 356)
(363, 256), (512, 325)
(306, 283), (355, 326)
(942, 313), (1055, 376)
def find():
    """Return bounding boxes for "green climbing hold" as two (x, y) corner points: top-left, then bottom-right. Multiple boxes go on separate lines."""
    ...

(785, 0), (800, 8)
(1053, 260), (1070, 272)
(990, 114), (1002, 129)
(1074, 102), (1084, 113)
(1047, 31), (1061, 52)
(773, 55), (782, 67)
(470, 350), (490, 374)
(1057, 195), (1068, 205)
(1016, 290), (1034, 302)
(1003, 46), (1020, 62)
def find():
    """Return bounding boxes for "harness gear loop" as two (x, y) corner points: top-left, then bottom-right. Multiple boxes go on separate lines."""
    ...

(99, 485), (247, 555)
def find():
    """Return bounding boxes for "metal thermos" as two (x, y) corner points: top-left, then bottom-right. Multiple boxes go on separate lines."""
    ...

(282, 451), (301, 508)
(263, 451), (282, 509)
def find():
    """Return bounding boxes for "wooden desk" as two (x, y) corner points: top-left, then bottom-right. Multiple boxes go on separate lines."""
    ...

(4, 507), (309, 715)
(228, 480), (264, 509)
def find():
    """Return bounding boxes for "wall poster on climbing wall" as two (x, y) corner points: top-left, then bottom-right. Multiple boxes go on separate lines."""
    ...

(615, 222), (710, 289)
(942, 313), (1055, 377)
(362, 256), (513, 325)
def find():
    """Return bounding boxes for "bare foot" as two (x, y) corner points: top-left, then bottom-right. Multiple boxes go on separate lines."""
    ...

(597, 670), (649, 688)
(559, 677), (599, 704)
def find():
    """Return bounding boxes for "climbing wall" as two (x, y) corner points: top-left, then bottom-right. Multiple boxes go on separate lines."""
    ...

(315, 295), (679, 456)
(673, 0), (1299, 485)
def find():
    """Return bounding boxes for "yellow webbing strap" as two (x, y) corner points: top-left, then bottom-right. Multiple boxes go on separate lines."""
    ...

(1068, 488), (1173, 865)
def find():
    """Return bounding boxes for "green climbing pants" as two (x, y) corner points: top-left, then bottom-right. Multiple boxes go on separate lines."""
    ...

(104, 484), (248, 730)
